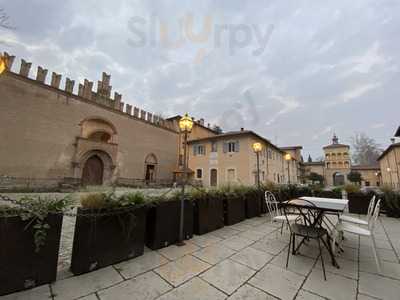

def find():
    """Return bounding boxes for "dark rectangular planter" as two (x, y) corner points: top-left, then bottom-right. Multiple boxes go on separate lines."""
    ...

(245, 192), (262, 218)
(224, 194), (246, 225)
(348, 193), (372, 215)
(146, 199), (193, 250)
(194, 196), (224, 235)
(0, 214), (63, 296)
(70, 206), (146, 275)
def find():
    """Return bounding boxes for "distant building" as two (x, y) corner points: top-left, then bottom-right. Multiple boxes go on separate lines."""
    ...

(378, 142), (400, 190)
(350, 165), (381, 187)
(302, 161), (326, 183)
(279, 146), (303, 184)
(323, 134), (351, 186)
(187, 129), (297, 187)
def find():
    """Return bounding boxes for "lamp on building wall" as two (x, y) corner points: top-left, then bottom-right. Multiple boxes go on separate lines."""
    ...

(177, 113), (193, 246)
(284, 153), (292, 184)
(0, 56), (6, 75)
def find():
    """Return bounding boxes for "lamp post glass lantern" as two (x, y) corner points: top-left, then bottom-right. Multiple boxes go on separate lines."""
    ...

(177, 113), (193, 246)
(284, 153), (292, 184)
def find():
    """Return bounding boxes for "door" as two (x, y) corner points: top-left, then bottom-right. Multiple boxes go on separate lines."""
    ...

(145, 164), (155, 182)
(82, 155), (104, 186)
(210, 169), (218, 186)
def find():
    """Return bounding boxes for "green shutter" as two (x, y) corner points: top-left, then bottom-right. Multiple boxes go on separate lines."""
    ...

(193, 145), (197, 156)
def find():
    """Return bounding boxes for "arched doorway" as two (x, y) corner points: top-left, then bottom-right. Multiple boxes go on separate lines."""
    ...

(82, 155), (104, 186)
(144, 154), (158, 183)
(333, 172), (345, 186)
(210, 169), (218, 187)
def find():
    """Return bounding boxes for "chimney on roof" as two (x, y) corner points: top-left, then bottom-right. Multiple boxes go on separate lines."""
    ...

(199, 118), (205, 126)
(240, 127), (244, 131)
(207, 123), (210, 128)
(391, 138), (395, 144)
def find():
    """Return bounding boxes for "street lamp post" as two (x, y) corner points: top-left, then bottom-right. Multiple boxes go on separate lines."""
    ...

(285, 153), (292, 184)
(252, 142), (263, 188)
(252, 142), (263, 217)
(177, 113), (193, 246)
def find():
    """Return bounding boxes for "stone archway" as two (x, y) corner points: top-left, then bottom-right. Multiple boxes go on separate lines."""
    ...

(78, 150), (114, 186)
(333, 172), (345, 186)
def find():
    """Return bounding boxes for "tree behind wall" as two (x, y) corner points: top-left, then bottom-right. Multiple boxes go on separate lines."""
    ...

(351, 133), (382, 165)
(307, 172), (324, 184)
(347, 171), (362, 184)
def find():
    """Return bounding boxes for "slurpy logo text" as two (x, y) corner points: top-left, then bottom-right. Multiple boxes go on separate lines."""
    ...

(127, 13), (274, 63)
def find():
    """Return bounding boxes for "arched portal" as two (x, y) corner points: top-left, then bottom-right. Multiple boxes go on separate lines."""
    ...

(82, 155), (104, 186)
(333, 172), (345, 186)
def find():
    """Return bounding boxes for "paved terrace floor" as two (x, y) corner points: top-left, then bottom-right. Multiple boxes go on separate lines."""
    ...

(2, 214), (400, 300)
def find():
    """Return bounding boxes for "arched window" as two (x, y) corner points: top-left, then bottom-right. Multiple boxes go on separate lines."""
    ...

(88, 131), (112, 143)
(80, 117), (117, 143)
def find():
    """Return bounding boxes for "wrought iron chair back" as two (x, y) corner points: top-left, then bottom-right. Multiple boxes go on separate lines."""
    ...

(369, 198), (381, 232)
(264, 191), (280, 221)
(366, 195), (376, 222)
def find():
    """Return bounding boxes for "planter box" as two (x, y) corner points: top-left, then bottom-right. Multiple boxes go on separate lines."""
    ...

(146, 199), (193, 250)
(224, 194), (246, 225)
(348, 193), (373, 215)
(245, 191), (262, 218)
(70, 206), (146, 275)
(0, 214), (63, 296)
(194, 196), (224, 235)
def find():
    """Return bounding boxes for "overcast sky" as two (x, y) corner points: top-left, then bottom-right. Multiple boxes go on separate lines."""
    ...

(1, 0), (399, 159)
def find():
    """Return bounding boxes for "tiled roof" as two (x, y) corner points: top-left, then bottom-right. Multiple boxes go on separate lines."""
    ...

(351, 164), (380, 170)
(378, 142), (400, 161)
(187, 130), (283, 153)
(323, 143), (350, 149)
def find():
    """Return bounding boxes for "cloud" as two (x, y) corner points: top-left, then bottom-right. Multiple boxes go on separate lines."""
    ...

(1, 0), (399, 158)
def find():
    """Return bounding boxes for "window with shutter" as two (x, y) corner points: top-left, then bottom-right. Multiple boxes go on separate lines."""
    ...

(211, 142), (217, 152)
(223, 142), (228, 153)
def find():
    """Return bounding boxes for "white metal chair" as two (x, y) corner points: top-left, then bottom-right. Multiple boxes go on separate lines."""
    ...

(339, 195), (375, 226)
(333, 199), (382, 272)
(265, 191), (299, 234)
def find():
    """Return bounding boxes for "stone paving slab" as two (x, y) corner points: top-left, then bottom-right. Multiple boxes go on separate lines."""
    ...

(115, 251), (169, 279)
(249, 264), (305, 300)
(97, 271), (171, 300)
(221, 235), (254, 251)
(192, 244), (236, 265)
(51, 266), (124, 300)
(154, 255), (211, 287)
(303, 268), (357, 300)
(0, 285), (52, 300)
(231, 246), (274, 271)
(157, 242), (200, 261)
(157, 277), (226, 300)
(200, 259), (256, 295)
(359, 271), (400, 300)
(190, 234), (223, 248)
(227, 284), (276, 299)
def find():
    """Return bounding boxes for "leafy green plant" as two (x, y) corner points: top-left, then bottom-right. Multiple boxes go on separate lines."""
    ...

(4, 195), (73, 252)
(344, 184), (360, 194)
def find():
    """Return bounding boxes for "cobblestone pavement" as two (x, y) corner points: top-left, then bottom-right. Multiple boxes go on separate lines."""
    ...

(2, 211), (400, 300)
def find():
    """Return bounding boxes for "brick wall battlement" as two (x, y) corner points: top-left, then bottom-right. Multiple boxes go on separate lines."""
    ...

(1, 52), (174, 132)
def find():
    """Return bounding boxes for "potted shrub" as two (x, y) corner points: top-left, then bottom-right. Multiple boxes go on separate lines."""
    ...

(192, 189), (224, 235)
(146, 193), (194, 250)
(0, 195), (71, 296)
(240, 186), (262, 219)
(70, 192), (147, 275)
(223, 186), (246, 225)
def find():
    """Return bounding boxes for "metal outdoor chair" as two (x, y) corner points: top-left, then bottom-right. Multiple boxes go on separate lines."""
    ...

(283, 199), (331, 280)
(339, 195), (376, 226)
(265, 191), (299, 234)
(333, 199), (382, 273)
